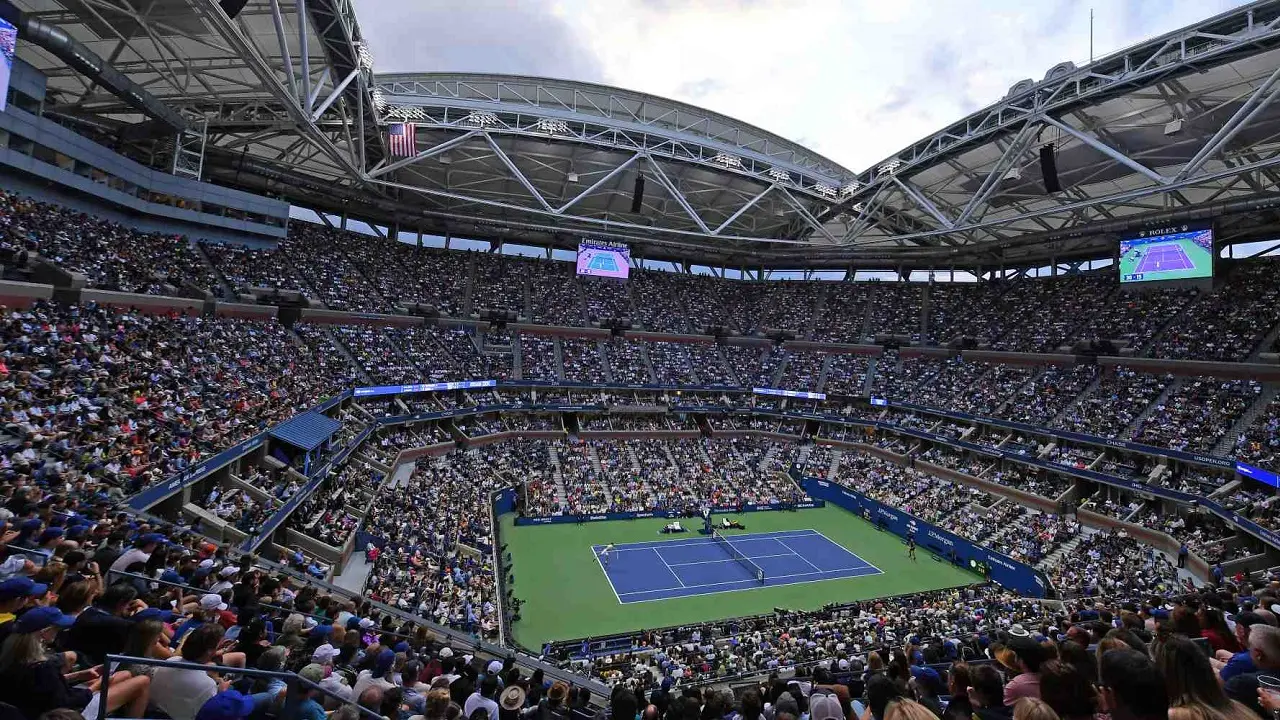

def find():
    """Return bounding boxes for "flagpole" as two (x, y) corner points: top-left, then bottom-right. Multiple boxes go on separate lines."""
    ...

(1089, 8), (1094, 64)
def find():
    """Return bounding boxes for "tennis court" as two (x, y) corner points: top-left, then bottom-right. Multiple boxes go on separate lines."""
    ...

(1134, 241), (1195, 273)
(593, 528), (881, 603)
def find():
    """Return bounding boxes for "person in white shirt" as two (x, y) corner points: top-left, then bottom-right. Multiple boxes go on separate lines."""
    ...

(109, 533), (165, 573)
(464, 676), (500, 720)
(150, 623), (228, 720)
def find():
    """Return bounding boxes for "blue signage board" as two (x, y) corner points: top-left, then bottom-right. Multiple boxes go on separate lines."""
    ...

(354, 380), (498, 397)
(514, 500), (824, 526)
(754, 387), (827, 400)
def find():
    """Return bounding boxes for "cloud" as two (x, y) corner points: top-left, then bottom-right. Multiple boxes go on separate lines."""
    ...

(352, 0), (605, 82)
(355, 0), (1254, 173)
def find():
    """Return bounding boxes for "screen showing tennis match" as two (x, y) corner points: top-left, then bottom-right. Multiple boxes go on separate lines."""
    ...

(1118, 224), (1214, 284)
(576, 240), (630, 279)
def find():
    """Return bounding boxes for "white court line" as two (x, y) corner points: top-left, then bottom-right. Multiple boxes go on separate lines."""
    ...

(616, 565), (885, 603)
(603, 529), (821, 553)
(666, 552), (797, 568)
(591, 545), (624, 605)
(773, 537), (824, 572)
(652, 547), (688, 588)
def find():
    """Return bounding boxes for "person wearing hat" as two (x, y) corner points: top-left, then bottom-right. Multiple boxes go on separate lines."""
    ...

(499, 685), (526, 720)
(0, 606), (151, 719)
(1214, 611), (1267, 681)
(353, 647), (400, 699)
(109, 532), (165, 573)
(1001, 627), (1045, 706)
(194, 689), (257, 720)
(294, 664), (332, 720)
(173, 593), (229, 648)
(523, 679), (572, 720)
(0, 575), (48, 625)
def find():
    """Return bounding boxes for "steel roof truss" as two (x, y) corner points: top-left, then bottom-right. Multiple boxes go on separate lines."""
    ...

(1041, 115), (1169, 185)
(1176, 61), (1280, 181)
(641, 155), (710, 234)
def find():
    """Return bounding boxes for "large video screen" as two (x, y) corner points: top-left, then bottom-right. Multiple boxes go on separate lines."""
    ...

(0, 16), (15, 114)
(576, 240), (630, 279)
(1119, 224), (1214, 284)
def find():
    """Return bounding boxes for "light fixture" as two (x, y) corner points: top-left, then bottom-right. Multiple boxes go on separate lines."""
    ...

(1164, 118), (1184, 136)
(535, 118), (570, 134)
(877, 159), (902, 175)
(357, 42), (375, 71)
(567, 172), (579, 183)
(391, 105), (425, 120)
(768, 168), (792, 183)
(439, 154), (452, 165)
(711, 153), (743, 168)
(840, 182), (861, 198)
(371, 89), (387, 110)
(465, 111), (499, 127)
(814, 183), (836, 198)
(852, 202), (865, 213)
(1002, 167), (1022, 181)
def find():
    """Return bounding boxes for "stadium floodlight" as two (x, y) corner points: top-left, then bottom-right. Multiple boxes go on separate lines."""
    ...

(371, 89), (388, 110)
(390, 105), (426, 120)
(840, 182), (861, 198)
(877, 159), (903, 175)
(814, 183), (837, 198)
(711, 153), (743, 168)
(357, 42), (375, 71)
(464, 111), (499, 127)
(768, 168), (792, 183)
(567, 172), (579, 183)
(535, 118), (570, 135)
(852, 202), (865, 213)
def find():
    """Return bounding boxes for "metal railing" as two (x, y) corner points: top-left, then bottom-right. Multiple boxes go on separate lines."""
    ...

(95, 654), (383, 720)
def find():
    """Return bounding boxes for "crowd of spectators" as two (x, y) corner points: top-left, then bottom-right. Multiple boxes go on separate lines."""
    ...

(0, 190), (222, 296)
(1131, 378), (1261, 453)
(1055, 367), (1170, 439)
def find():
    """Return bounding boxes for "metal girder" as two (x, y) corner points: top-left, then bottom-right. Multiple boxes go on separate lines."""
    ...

(956, 122), (1040, 225)
(642, 154), (711, 234)
(1040, 115), (1169, 185)
(777, 186), (839, 244)
(374, 85), (848, 203)
(194, 0), (361, 178)
(482, 133), (553, 211)
(853, 151), (1280, 246)
(365, 131), (480, 179)
(556, 152), (641, 214)
(312, 67), (359, 121)
(267, 0), (299, 104)
(297, 0), (311, 109)
(1175, 61), (1280, 181)
(835, 1), (1280, 209)
(364, 173), (808, 245)
(714, 184), (775, 235)
(891, 176), (955, 229)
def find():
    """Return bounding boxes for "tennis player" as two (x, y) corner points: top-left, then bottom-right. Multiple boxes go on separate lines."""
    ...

(599, 543), (615, 567)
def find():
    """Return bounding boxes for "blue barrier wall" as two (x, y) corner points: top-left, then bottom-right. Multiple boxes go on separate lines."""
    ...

(513, 500), (825, 526)
(802, 478), (1049, 598)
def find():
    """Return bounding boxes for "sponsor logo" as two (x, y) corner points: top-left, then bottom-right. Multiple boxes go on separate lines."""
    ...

(927, 530), (954, 547)
(818, 481), (831, 488)
(589, 515), (607, 521)
(987, 556), (1017, 571)
(635, 513), (654, 518)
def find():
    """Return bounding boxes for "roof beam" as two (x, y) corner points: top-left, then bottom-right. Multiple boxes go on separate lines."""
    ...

(1174, 61), (1280, 182)
(482, 133), (553, 211)
(891, 176), (954, 229)
(556, 152), (640, 214)
(1040, 115), (1168, 185)
(642, 155), (711, 234)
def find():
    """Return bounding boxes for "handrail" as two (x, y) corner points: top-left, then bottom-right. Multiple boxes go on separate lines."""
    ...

(95, 654), (383, 720)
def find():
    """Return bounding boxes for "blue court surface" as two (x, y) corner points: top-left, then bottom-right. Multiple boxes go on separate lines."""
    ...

(593, 529), (882, 604)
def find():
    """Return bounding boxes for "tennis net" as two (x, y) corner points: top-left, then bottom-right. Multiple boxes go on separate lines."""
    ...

(712, 530), (766, 584)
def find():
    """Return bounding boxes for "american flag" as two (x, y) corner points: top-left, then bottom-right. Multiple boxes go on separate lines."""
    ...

(388, 122), (416, 157)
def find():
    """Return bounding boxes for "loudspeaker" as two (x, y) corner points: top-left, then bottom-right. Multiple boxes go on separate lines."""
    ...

(218, 0), (251, 18)
(1039, 143), (1062, 193)
(630, 175), (645, 214)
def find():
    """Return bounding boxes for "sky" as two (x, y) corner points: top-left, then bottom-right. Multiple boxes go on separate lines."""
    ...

(351, 0), (1251, 174)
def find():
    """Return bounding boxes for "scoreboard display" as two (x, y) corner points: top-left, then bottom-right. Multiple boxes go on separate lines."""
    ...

(576, 240), (630, 279)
